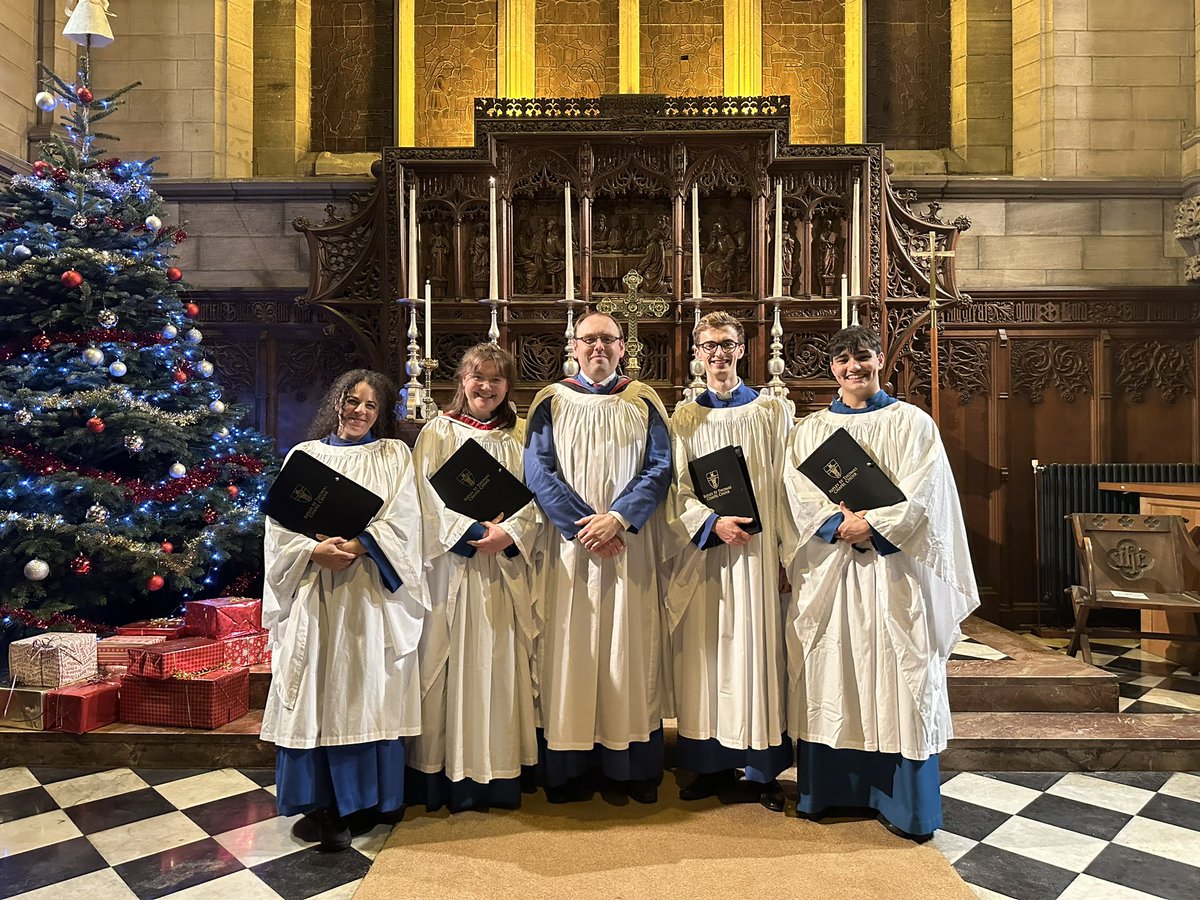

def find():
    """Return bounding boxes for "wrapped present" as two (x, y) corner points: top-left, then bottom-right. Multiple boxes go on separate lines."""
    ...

(115, 618), (186, 639)
(127, 636), (222, 679)
(184, 597), (262, 639)
(97, 634), (167, 671)
(1, 683), (50, 729)
(120, 668), (249, 729)
(9, 633), (97, 687)
(44, 680), (119, 734)
(221, 630), (270, 668)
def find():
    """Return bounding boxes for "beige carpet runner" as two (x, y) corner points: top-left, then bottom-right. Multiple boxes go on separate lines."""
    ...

(356, 781), (973, 900)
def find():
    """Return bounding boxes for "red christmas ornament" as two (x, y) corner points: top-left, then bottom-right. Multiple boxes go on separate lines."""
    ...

(32, 161), (50, 178)
(86, 415), (105, 434)
(60, 270), (83, 289)
(70, 554), (92, 576)
(104, 216), (126, 231)
(32, 333), (51, 351)
(226, 484), (239, 498)
(147, 574), (165, 591)
(166, 267), (183, 283)
(51, 167), (68, 183)
(203, 506), (218, 525)
(174, 229), (188, 243)
(184, 303), (200, 318)
(173, 369), (188, 384)
(75, 85), (94, 104)
(160, 541), (174, 553)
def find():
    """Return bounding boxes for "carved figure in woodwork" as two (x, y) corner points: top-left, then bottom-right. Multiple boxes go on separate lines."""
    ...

(703, 217), (737, 294)
(515, 219), (544, 294)
(593, 213), (612, 252)
(470, 227), (489, 287)
(625, 214), (648, 254)
(428, 222), (451, 282)
(542, 218), (566, 294)
(781, 217), (797, 295)
(636, 213), (672, 294)
(818, 225), (839, 279)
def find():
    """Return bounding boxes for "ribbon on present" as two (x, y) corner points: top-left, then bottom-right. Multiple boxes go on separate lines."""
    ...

(2, 682), (46, 728)
(19, 636), (93, 687)
(170, 665), (242, 729)
(43, 674), (120, 732)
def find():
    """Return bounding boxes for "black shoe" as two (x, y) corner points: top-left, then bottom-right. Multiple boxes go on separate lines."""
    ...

(758, 780), (786, 812)
(343, 807), (381, 835)
(378, 806), (406, 825)
(624, 778), (658, 805)
(290, 811), (322, 843)
(679, 769), (739, 802)
(546, 776), (592, 804)
(317, 809), (352, 853)
(882, 822), (933, 844)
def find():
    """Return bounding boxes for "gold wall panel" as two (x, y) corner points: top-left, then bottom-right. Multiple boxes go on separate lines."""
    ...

(414, 1), (497, 147)
(535, 0), (619, 98)
(762, 0), (844, 144)
(640, 1), (723, 97)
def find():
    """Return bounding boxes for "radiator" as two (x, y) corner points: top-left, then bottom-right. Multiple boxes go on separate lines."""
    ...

(1034, 462), (1200, 625)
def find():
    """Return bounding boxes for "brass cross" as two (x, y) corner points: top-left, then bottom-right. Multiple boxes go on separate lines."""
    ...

(911, 230), (956, 425)
(597, 270), (670, 381)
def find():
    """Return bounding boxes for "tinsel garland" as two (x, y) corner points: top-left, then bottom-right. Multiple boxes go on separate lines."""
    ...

(0, 248), (142, 285)
(0, 329), (168, 362)
(0, 444), (265, 503)
(5, 385), (211, 427)
(0, 604), (116, 634)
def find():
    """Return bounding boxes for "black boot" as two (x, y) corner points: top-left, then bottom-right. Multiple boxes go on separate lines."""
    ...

(316, 807), (352, 853)
(624, 778), (659, 805)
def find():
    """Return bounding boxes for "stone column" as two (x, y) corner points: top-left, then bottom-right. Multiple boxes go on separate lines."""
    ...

(619, 0), (639, 94)
(844, 0), (864, 143)
(723, 0), (761, 97)
(951, 0), (1012, 174)
(253, 0), (309, 176)
(498, 0), (535, 98)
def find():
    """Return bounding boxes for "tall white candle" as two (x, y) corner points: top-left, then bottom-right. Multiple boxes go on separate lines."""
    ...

(850, 177), (861, 296)
(564, 182), (574, 302)
(840, 274), (849, 328)
(691, 184), (702, 299)
(424, 279), (432, 359)
(488, 177), (498, 300)
(772, 179), (783, 298)
(407, 185), (417, 299)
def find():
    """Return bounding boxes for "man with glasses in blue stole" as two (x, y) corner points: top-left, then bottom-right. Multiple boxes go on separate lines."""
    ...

(664, 311), (795, 812)
(524, 310), (673, 805)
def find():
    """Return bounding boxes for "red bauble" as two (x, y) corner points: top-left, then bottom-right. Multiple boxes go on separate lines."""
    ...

(226, 484), (239, 498)
(104, 216), (126, 231)
(75, 86), (94, 104)
(147, 574), (165, 591)
(60, 270), (83, 288)
(32, 160), (50, 177)
(203, 506), (218, 525)
(70, 555), (92, 576)
(174, 229), (188, 243)
(160, 541), (174, 554)
(184, 303), (200, 318)
(51, 167), (68, 183)
(31, 333), (51, 351)
(166, 267), (183, 282)
(86, 415), (105, 434)
(173, 369), (188, 384)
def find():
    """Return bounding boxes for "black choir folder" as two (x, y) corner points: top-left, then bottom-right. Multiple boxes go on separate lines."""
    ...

(797, 427), (906, 511)
(428, 437), (534, 522)
(263, 450), (385, 539)
(687, 445), (762, 535)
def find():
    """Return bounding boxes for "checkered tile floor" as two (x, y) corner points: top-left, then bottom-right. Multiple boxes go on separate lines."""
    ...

(3, 765), (1199, 899)
(951, 636), (1013, 662)
(1034, 636), (1200, 715)
(0, 766), (387, 899)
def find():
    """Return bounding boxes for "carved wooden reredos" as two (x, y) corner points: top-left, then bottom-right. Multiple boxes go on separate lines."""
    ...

(293, 94), (969, 411)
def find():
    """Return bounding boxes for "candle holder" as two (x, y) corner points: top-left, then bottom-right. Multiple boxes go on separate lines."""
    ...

(764, 295), (789, 399)
(557, 295), (582, 377)
(399, 297), (425, 420)
(478, 295), (509, 346)
(683, 296), (706, 402)
(421, 356), (440, 419)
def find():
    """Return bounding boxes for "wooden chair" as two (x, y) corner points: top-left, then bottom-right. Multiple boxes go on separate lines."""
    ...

(1066, 512), (1200, 675)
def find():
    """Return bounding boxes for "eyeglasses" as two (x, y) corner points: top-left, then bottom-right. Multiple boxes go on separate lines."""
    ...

(466, 373), (506, 388)
(574, 334), (622, 347)
(696, 340), (743, 355)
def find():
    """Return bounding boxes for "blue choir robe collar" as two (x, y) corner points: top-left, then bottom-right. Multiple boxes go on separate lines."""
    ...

(697, 379), (758, 408)
(830, 390), (897, 415)
(323, 430), (378, 446)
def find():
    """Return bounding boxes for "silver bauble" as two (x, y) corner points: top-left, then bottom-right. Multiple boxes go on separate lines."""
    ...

(144, 215), (162, 231)
(168, 462), (187, 479)
(23, 559), (50, 581)
(124, 433), (145, 453)
(12, 244), (31, 261)
(70, 213), (87, 228)
(195, 360), (214, 378)
(82, 347), (104, 366)
(209, 400), (226, 415)
(97, 309), (118, 328)
(85, 503), (108, 524)
(14, 409), (33, 426)
(107, 360), (127, 377)
(35, 91), (56, 112)
(184, 328), (203, 344)
(161, 324), (178, 340)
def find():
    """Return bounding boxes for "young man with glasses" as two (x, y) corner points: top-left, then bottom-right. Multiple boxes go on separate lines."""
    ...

(664, 311), (795, 812)
(524, 310), (673, 805)
(780, 325), (979, 841)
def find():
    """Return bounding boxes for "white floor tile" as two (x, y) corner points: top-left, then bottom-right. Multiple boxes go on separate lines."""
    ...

(212, 813), (309, 867)
(1118, 697), (1136, 712)
(0, 767), (37, 796)
(351, 823), (394, 860)
(163, 868), (284, 900)
(1047, 773), (1155, 816)
(87, 810), (209, 867)
(0, 809), (82, 857)
(1057, 873), (1162, 900)
(930, 828), (977, 865)
(7, 866), (139, 900)
(1137, 688), (1200, 712)
(1113, 815), (1200, 867)
(1160, 772), (1200, 804)
(1127, 676), (1164, 688)
(940, 772), (1041, 815)
(42, 769), (147, 809)
(153, 769), (260, 810)
(982, 816), (1107, 873)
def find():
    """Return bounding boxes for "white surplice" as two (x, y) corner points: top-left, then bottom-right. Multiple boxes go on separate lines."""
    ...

(528, 381), (670, 751)
(406, 415), (541, 783)
(260, 438), (428, 749)
(664, 395), (795, 751)
(782, 401), (980, 760)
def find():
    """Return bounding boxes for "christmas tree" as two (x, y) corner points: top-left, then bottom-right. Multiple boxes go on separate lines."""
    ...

(0, 28), (276, 617)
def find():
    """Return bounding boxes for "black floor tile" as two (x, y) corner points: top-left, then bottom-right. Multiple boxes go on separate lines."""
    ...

(1122, 699), (1192, 714)
(25, 767), (111, 785)
(1085, 842), (1200, 898)
(0, 836), (108, 900)
(0, 786), (58, 825)
(981, 772), (1066, 792)
(238, 768), (277, 788)
(1136, 793), (1200, 832)
(1083, 772), (1174, 792)
(1089, 642), (1142, 656)
(130, 768), (212, 787)
(113, 837), (245, 900)
(1154, 675), (1200, 696)
(251, 845), (372, 900)
(1119, 682), (1151, 700)
(953, 843), (1077, 900)
(64, 786), (177, 835)
(184, 788), (280, 835)
(1017, 792), (1133, 841)
(1107, 657), (1185, 678)
(939, 795), (1012, 842)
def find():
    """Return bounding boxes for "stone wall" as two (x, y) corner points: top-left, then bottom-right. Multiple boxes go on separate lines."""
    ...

(0, 2), (36, 162)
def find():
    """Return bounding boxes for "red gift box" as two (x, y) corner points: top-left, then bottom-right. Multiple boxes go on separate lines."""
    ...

(221, 631), (270, 668)
(44, 680), (119, 733)
(120, 668), (249, 729)
(97, 635), (167, 671)
(115, 618), (186, 639)
(127, 636), (223, 679)
(184, 598), (262, 639)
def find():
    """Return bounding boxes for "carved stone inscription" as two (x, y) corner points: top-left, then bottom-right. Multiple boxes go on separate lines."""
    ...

(763, 0), (845, 143)
(311, 0), (396, 153)
(641, 0), (723, 97)
(415, 1), (497, 147)
(535, 0), (619, 98)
